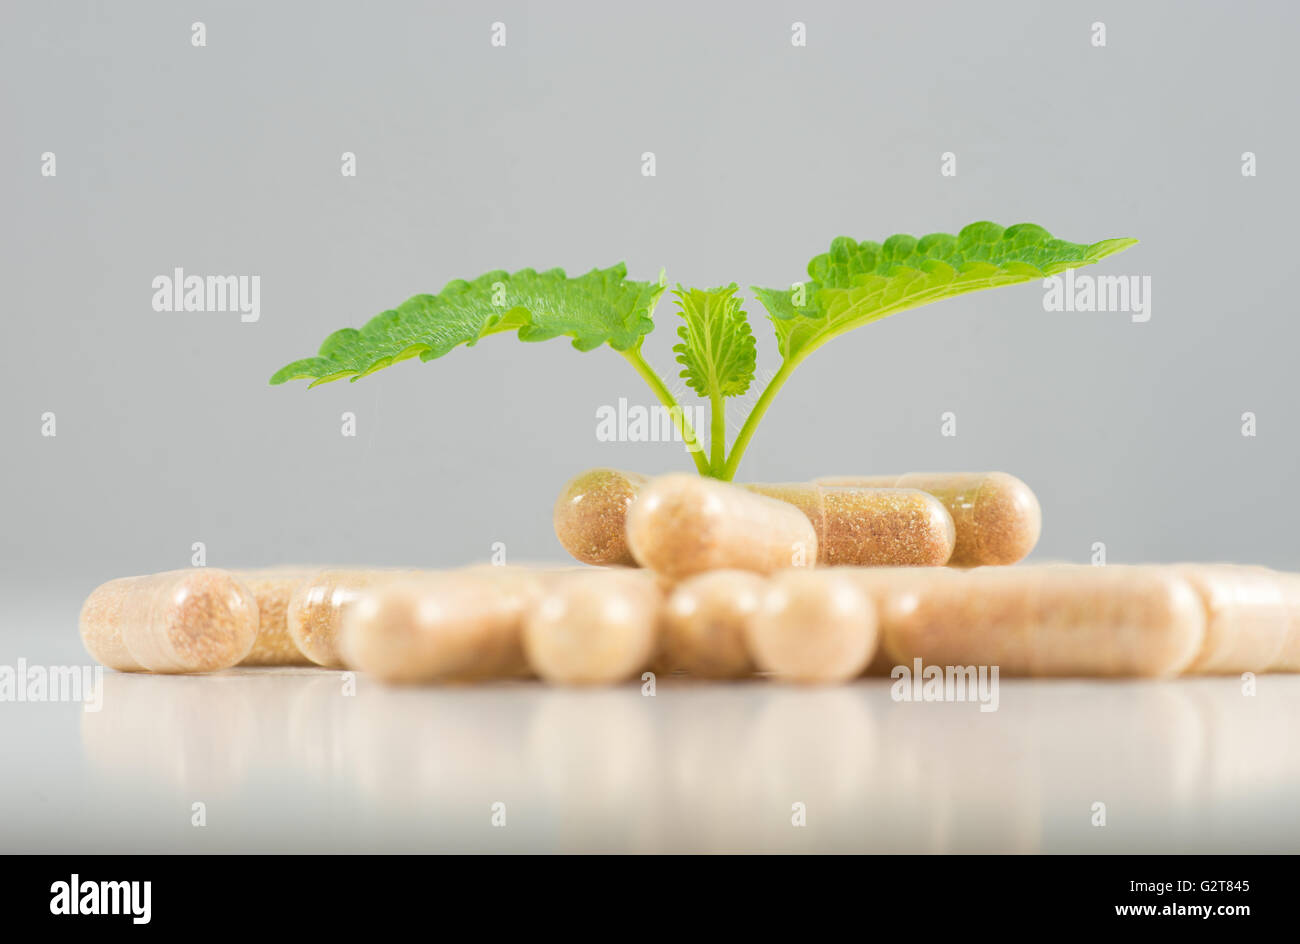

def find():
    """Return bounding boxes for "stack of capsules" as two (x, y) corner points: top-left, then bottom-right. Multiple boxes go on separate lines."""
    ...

(79, 469), (1300, 684)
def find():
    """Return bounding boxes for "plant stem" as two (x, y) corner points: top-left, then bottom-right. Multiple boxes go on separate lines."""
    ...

(709, 391), (725, 472)
(719, 356), (800, 481)
(622, 347), (711, 476)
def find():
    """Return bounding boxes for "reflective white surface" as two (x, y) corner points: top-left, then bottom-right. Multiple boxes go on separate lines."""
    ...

(2, 661), (1298, 853)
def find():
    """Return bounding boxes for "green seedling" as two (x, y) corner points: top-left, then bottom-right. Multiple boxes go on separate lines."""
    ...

(271, 221), (1135, 479)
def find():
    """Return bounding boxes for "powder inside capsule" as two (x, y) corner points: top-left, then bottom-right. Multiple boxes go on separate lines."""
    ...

(553, 468), (647, 566)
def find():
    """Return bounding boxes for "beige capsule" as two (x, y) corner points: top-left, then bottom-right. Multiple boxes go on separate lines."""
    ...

(1274, 572), (1300, 672)
(745, 483), (954, 566)
(1177, 565), (1289, 675)
(343, 569), (548, 683)
(234, 570), (314, 666)
(845, 565), (962, 607)
(817, 473), (1041, 566)
(661, 570), (766, 678)
(523, 569), (662, 685)
(553, 468), (648, 566)
(872, 564), (1205, 677)
(841, 567), (962, 676)
(288, 570), (415, 668)
(555, 468), (954, 569)
(626, 474), (818, 579)
(79, 569), (259, 673)
(744, 570), (877, 683)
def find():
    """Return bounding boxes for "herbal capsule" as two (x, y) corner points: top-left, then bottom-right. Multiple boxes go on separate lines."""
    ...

(745, 484), (954, 566)
(841, 567), (962, 675)
(79, 569), (259, 673)
(523, 570), (662, 684)
(555, 468), (953, 569)
(817, 473), (1041, 566)
(553, 468), (648, 566)
(343, 569), (544, 683)
(289, 570), (411, 668)
(234, 570), (314, 666)
(1178, 565), (1289, 675)
(875, 565), (1204, 677)
(1274, 573), (1300, 672)
(626, 474), (818, 579)
(744, 570), (877, 683)
(661, 570), (765, 678)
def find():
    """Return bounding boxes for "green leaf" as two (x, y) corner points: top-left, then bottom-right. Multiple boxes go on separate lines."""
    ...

(752, 222), (1138, 363)
(270, 263), (665, 386)
(671, 284), (757, 400)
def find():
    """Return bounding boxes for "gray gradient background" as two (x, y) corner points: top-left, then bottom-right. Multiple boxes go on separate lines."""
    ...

(3, 0), (1300, 856)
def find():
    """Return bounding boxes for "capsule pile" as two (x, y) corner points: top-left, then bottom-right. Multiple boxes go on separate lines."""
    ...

(77, 469), (1300, 684)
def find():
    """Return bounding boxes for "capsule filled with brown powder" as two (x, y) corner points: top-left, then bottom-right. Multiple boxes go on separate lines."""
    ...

(553, 468), (648, 566)
(288, 570), (415, 668)
(234, 570), (314, 666)
(817, 473), (1041, 566)
(745, 483), (954, 566)
(869, 564), (1205, 677)
(555, 468), (955, 569)
(626, 474), (818, 579)
(79, 569), (260, 673)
